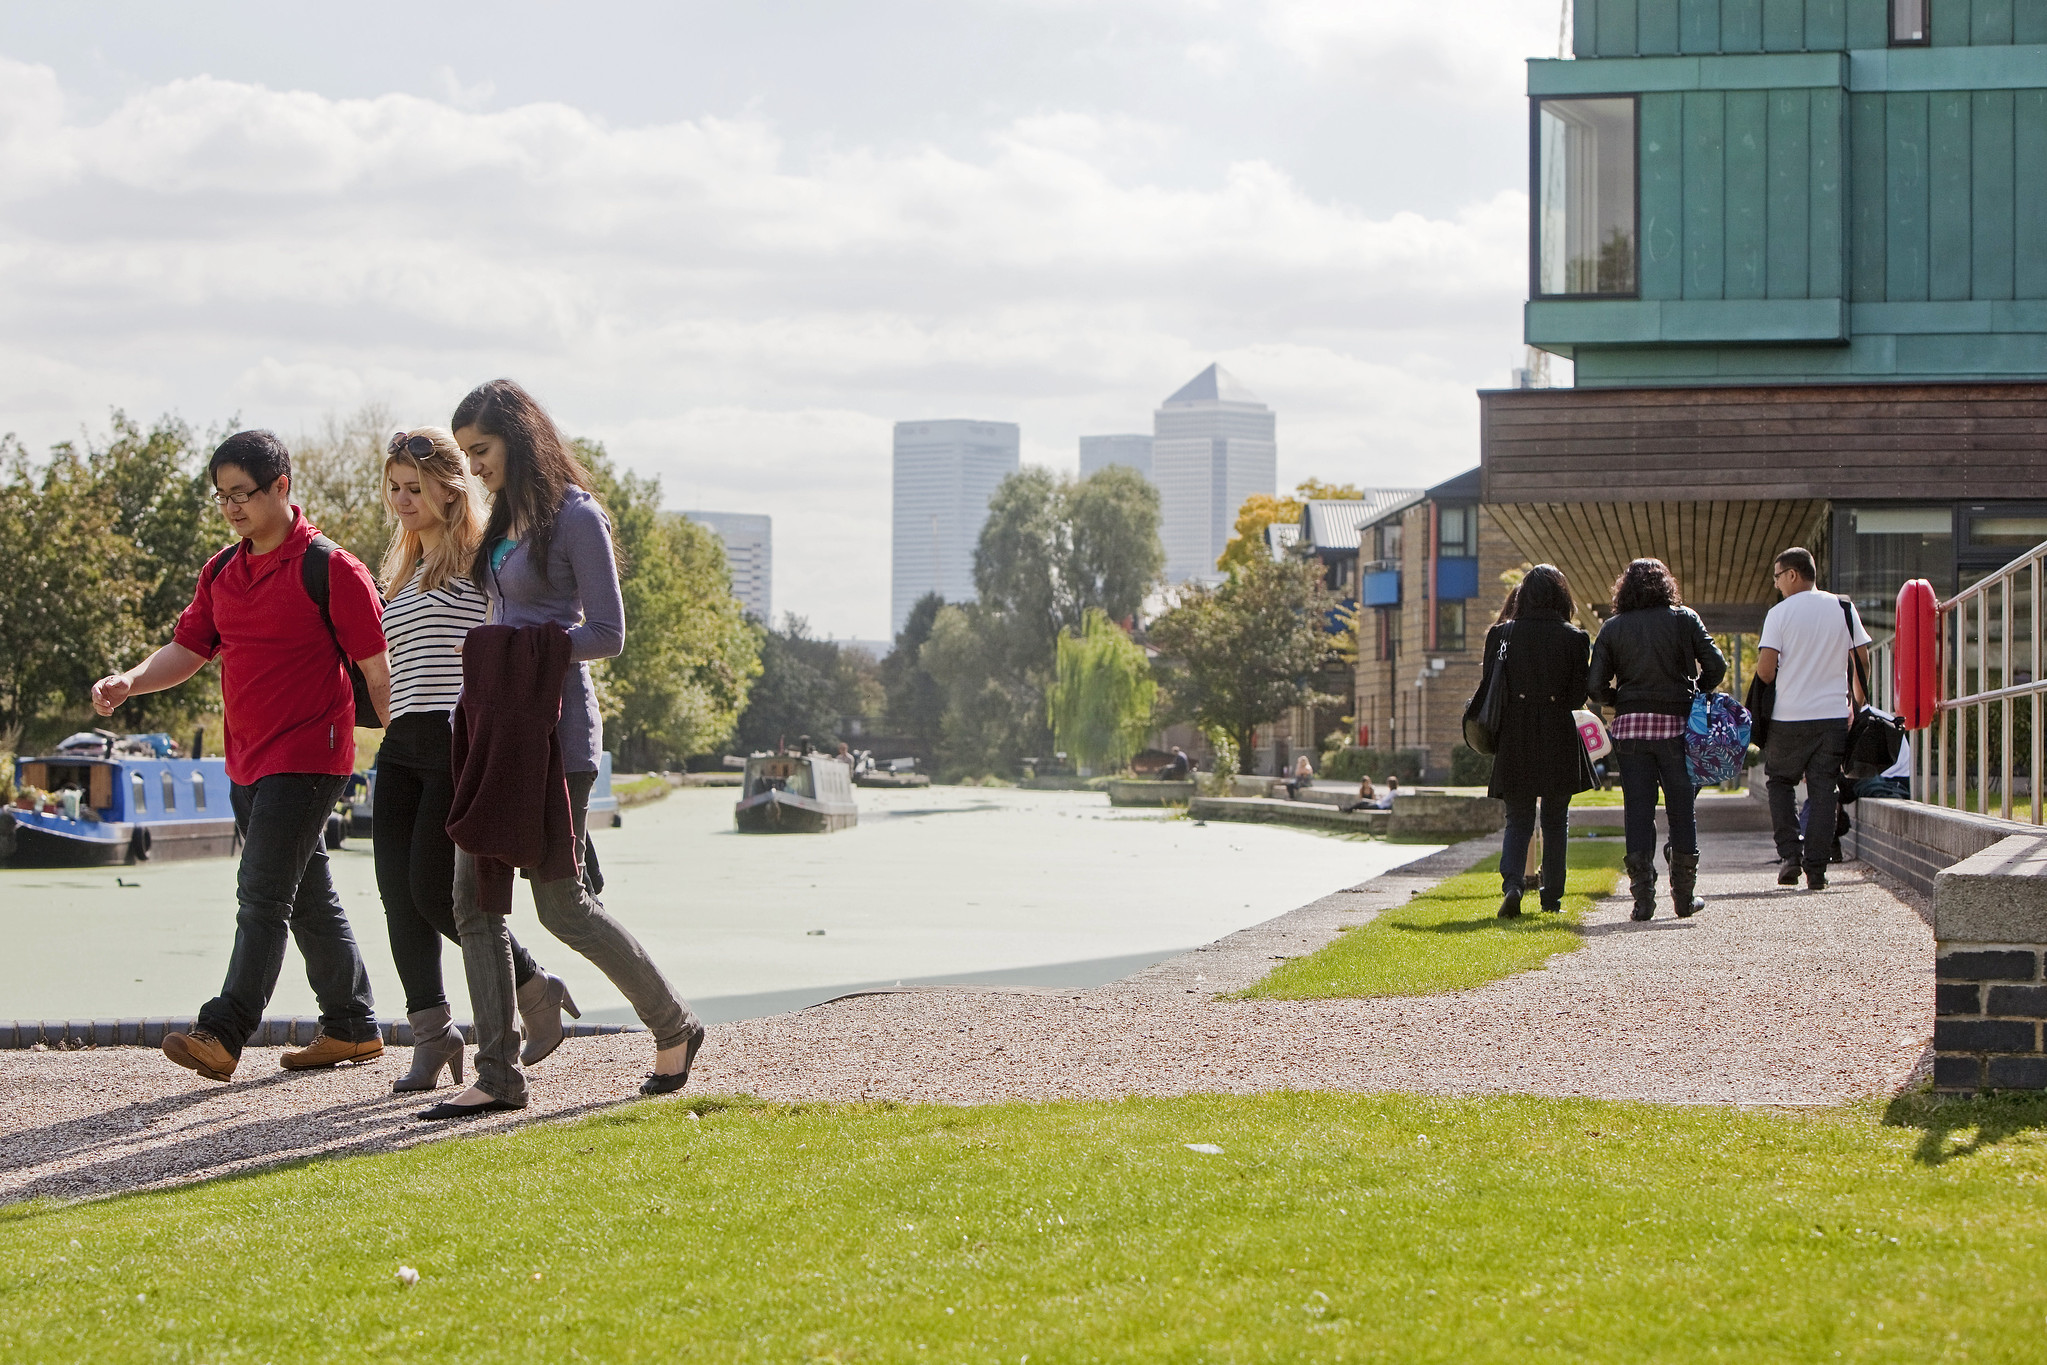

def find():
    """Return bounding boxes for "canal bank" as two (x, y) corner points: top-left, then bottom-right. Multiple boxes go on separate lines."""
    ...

(0, 787), (1436, 1027)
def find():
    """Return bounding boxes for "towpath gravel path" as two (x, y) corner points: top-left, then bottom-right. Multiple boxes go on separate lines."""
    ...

(0, 829), (1933, 1203)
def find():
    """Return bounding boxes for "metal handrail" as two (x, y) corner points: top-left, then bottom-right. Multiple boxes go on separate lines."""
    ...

(1868, 538), (2047, 824)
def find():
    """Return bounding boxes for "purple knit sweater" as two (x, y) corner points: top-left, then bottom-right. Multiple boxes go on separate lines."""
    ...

(483, 487), (624, 774)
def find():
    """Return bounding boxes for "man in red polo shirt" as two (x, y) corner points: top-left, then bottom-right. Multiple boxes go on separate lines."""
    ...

(92, 430), (393, 1082)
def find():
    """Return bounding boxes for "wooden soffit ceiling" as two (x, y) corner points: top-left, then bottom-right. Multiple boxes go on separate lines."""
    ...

(1488, 499), (1827, 619)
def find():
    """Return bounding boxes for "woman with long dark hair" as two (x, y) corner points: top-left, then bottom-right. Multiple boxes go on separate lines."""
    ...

(1588, 558), (1726, 920)
(372, 428), (578, 1092)
(1472, 564), (1593, 917)
(423, 380), (702, 1119)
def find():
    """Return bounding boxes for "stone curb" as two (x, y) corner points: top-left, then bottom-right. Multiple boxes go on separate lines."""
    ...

(0, 1018), (643, 1050)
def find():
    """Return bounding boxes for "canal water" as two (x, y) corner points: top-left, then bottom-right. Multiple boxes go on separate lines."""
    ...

(1, 787), (1439, 1026)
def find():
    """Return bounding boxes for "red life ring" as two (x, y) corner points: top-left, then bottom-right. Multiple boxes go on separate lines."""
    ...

(1894, 579), (1940, 730)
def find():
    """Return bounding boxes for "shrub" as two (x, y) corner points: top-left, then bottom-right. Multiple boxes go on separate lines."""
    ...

(1449, 744), (1495, 787)
(1322, 746), (1424, 785)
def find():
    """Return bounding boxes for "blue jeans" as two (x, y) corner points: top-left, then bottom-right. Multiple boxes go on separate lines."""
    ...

(1614, 737), (1698, 861)
(198, 772), (377, 1056)
(1500, 795), (1570, 903)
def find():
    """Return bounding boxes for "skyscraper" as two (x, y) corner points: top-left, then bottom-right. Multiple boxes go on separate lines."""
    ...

(891, 419), (1020, 634)
(678, 510), (772, 623)
(1078, 433), (1153, 481)
(1152, 363), (1277, 584)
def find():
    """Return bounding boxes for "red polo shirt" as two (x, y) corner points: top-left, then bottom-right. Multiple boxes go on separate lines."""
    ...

(172, 509), (387, 785)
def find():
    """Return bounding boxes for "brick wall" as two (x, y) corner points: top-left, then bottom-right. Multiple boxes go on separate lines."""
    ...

(1934, 948), (2047, 1091)
(1931, 831), (2047, 1093)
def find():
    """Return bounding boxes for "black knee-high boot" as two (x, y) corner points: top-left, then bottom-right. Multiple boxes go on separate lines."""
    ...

(1625, 852), (1657, 921)
(1669, 849), (1705, 918)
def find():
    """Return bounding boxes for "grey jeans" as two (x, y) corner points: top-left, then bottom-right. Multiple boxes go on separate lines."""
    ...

(1764, 718), (1849, 869)
(451, 770), (700, 1104)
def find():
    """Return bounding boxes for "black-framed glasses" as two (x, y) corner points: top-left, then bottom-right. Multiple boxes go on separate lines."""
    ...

(208, 486), (270, 506)
(388, 432), (435, 459)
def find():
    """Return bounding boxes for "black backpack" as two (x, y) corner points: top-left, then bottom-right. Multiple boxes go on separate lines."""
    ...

(200, 535), (382, 729)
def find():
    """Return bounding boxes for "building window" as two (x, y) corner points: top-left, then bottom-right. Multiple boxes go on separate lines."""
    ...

(1437, 504), (1473, 557)
(1891, 0), (1929, 45)
(1534, 97), (1637, 298)
(1437, 600), (1467, 652)
(1378, 606), (1401, 661)
(1378, 521), (1403, 563)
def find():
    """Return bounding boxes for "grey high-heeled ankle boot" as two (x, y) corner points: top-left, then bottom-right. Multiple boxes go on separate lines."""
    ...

(517, 971), (581, 1066)
(392, 1006), (464, 1093)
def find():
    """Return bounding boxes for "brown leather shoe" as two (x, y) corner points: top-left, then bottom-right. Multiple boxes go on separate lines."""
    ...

(163, 1028), (236, 1082)
(280, 1031), (385, 1070)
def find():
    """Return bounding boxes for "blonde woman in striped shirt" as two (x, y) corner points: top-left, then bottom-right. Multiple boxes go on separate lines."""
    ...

(373, 429), (576, 1091)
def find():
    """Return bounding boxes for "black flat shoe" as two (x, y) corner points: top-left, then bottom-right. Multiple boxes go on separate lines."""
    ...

(1540, 901), (1563, 914)
(417, 1096), (525, 1121)
(640, 1023), (706, 1096)
(1497, 889), (1524, 918)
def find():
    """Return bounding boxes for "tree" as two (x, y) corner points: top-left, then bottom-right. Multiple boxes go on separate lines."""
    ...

(1049, 610), (1157, 773)
(292, 403), (396, 569)
(580, 441), (760, 768)
(1147, 555), (1340, 763)
(948, 464), (1164, 774)
(0, 441), (146, 737)
(881, 592), (947, 749)
(1214, 478), (1371, 576)
(917, 603), (1041, 778)
(733, 615), (863, 752)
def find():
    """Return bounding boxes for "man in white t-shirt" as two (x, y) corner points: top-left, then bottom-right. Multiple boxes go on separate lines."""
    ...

(1755, 546), (1871, 891)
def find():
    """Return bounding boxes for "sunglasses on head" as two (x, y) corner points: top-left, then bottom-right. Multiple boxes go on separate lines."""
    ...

(388, 432), (435, 459)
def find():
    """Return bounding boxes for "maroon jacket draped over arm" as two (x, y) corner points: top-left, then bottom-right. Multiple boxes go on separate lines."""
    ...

(446, 623), (579, 914)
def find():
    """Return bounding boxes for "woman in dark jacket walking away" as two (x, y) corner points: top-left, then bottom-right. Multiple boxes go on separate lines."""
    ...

(1473, 564), (1594, 917)
(1588, 558), (1726, 921)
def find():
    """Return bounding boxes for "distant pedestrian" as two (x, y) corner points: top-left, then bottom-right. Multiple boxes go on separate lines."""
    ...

(423, 379), (704, 1121)
(1283, 753), (1315, 799)
(91, 431), (391, 1083)
(1474, 564), (1593, 917)
(1159, 746), (1192, 780)
(1589, 558), (1726, 921)
(370, 428), (575, 1093)
(1756, 547), (1871, 891)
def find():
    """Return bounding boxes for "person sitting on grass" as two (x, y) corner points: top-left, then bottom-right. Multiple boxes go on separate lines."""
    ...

(91, 430), (391, 1084)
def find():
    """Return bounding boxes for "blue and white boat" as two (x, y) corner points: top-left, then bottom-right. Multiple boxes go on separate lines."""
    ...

(6, 735), (237, 867)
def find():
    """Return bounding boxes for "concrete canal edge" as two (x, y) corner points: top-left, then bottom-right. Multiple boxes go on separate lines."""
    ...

(0, 1017), (642, 1051)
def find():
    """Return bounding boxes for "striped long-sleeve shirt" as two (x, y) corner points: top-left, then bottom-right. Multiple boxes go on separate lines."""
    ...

(384, 568), (488, 721)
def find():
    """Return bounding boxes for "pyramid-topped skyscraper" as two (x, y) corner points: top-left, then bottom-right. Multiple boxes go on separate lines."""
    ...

(1152, 363), (1277, 584)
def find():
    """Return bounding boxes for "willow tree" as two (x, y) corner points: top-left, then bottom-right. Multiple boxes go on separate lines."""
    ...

(1048, 609), (1156, 773)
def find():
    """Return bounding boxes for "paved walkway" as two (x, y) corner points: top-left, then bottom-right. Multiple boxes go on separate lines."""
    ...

(0, 831), (1933, 1203)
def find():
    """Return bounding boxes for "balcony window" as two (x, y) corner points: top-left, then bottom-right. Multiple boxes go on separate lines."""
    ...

(1534, 97), (1637, 298)
(1437, 504), (1472, 557)
(1891, 0), (1929, 45)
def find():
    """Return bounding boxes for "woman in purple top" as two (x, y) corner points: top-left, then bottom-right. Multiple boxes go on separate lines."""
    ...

(421, 379), (703, 1120)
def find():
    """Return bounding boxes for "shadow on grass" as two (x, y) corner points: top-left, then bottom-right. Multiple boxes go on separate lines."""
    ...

(1882, 1090), (2047, 1165)
(1388, 915), (1576, 936)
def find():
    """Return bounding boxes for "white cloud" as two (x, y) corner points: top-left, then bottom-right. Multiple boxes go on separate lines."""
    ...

(0, 52), (1530, 637)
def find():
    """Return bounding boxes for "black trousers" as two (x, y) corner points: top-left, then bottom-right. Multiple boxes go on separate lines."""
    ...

(199, 772), (377, 1055)
(374, 716), (541, 1015)
(1765, 718), (1849, 870)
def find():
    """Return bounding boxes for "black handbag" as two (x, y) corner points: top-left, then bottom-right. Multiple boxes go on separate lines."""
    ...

(1463, 625), (1512, 756)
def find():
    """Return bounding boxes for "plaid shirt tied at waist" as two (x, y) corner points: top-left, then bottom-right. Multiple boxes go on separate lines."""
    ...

(1609, 711), (1684, 742)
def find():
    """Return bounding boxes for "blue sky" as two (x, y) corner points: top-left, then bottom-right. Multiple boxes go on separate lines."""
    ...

(0, 1), (1563, 639)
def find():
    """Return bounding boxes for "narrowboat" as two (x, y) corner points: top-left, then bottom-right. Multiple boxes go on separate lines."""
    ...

(7, 736), (237, 866)
(734, 751), (858, 833)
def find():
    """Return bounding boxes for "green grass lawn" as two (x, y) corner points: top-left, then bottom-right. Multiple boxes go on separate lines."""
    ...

(1235, 842), (1627, 1001)
(3, 1091), (2044, 1362)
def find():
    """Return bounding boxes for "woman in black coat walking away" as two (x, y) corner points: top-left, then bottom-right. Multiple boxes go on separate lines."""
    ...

(1588, 558), (1727, 921)
(1473, 564), (1594, 917)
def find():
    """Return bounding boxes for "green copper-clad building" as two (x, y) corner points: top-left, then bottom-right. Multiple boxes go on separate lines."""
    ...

(1482, 0), (2047, 632)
